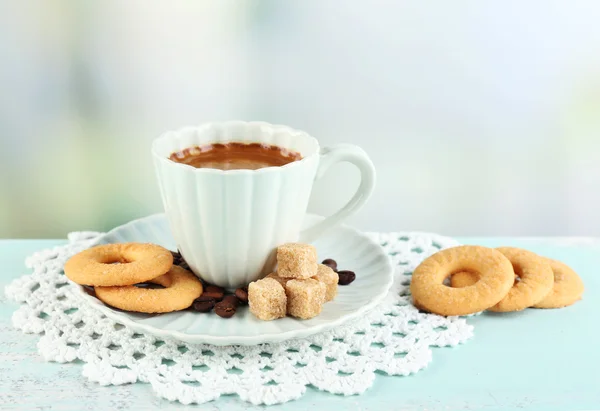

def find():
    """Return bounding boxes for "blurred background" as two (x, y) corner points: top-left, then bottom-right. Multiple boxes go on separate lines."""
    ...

(1, 0), (600, 238)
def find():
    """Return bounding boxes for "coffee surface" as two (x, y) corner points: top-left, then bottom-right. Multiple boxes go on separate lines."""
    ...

(169, 142), (302, 170)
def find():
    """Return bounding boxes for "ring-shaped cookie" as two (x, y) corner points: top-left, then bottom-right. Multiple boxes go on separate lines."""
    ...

(410, 245), (514, 316)
(65, 243), (173, 286)
(94, 265), (203, 313)
(532, 259), (584, 309)
(451, 247), (554, 312)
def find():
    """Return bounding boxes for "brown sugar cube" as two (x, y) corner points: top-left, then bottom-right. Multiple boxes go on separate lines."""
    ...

(265, 272), (291, 288)
(276, 243), (318, 279)
(285, 278), (326, 319)
(313, 264), (339, 302)
(248, 278), (287, 321)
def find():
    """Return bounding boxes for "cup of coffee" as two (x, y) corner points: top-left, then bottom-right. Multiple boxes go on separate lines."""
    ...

(152, 121), (375, 288)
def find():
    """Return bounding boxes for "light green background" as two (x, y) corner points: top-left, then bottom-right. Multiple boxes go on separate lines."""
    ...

(2, 1), (600, 238)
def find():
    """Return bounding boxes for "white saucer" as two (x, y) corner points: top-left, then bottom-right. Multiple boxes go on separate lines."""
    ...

(73, 213), (393, 346)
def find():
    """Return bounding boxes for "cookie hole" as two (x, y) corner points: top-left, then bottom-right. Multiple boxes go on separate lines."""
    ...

(385, 313), (398, 317)
(337, 371), (354, 376)
(133, 352), (146, 360)
(226, 367), (243, 375)
(202, 350), (214, 357)
(30, 283), (41, 292)
(294, 363), (307, 368)
(261, 365), (274, 371)
(113, 324), (125, 331)
(66, 342), (80, 348)
(399, 236), (410, 241)
(325, 356), (336, 363)
(161, 359), (176, 367)
(192, 364), (209, 372)
(432, 242), (442, 250)
(403, 271), (413, 276)
(114, 365), (130, 370)
(393, 332), (407, 338)
(177, 346), (189, 354)
(286, 348), (299, 354)
(231, 353), (244, 359)
(332, 338), (344, 343)
(397, 261), (409, 266)
(107, 344), (121, 351)
(434, 326), (448, 332)
(260, 351), (272, 358)
(132, 333), (144, 339)
(408, 320), (419, 326)
(347, 351), (361, 357)
(395, 352), (408, 358)
(411, 247), (424, 254)
(370, 342), (385, 349)
(389, 251), (400, 256)
(38, 311), (49, 319)
(55, 283), (68, 289)
(354, 331), (365, 335)
(63, 308), (78, 315)
(264, 380), (278, 386)
(182, 380), (201, 387)
(401, 280), (410, 286)
(74, 321), (85, 329)
(90, 332), (101, 340)
(309, 344), (322, 352)
(399, 289), (411, 296)
(56, 295), (66, 301)
(153, 340), (166, 348)
(134, 283), (165, 290)
(371, 323), (384, 328)
(381, 241), (389, 247)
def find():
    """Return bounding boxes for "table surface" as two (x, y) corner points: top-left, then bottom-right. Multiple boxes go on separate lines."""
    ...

(1, 237), (599, 411)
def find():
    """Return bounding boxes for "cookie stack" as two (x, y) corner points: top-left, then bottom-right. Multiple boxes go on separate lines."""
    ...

(65, 243), (203, 313)
(410, 246), (584, 316)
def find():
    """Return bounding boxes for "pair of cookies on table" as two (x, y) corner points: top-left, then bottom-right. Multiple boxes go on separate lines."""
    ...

(64, 243), (203, 313)
(248, 243), (339, 321)
(410, 245), (584, 316)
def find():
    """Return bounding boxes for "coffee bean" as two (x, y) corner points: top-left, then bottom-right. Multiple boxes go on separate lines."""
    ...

(203, 285), (225, 301)
(321, 259), (338, 271)
(222, 295), (240, 307)
(337, 270), (356, 285)
(215, 300), (236, 318)
(192, 296), (216, 312)
(171, 250), (182, 259)
(234, 287), (248, 304)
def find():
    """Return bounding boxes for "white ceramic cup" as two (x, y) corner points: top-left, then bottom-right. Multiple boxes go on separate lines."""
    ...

(152, 121), (375, 288)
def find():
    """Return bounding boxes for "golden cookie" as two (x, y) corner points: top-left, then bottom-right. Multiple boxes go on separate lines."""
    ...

(65, 243), (173, 286)
(410, 245), (514, 316)
(532, 259), (584, 309)
(94, 265), (203, 313)
(451, 247), (554, 312)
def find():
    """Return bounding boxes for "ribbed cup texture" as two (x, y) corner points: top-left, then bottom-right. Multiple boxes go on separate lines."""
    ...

(152, 122), (320, 288)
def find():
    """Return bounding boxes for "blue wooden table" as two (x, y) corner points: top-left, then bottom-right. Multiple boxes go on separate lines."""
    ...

(1, 238), (599, 411)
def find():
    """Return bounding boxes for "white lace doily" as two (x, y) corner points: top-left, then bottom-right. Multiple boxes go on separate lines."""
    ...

(4, 231), (473, 406)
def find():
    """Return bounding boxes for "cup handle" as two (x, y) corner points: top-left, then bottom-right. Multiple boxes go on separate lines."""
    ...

(299, 144), (376, 243)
